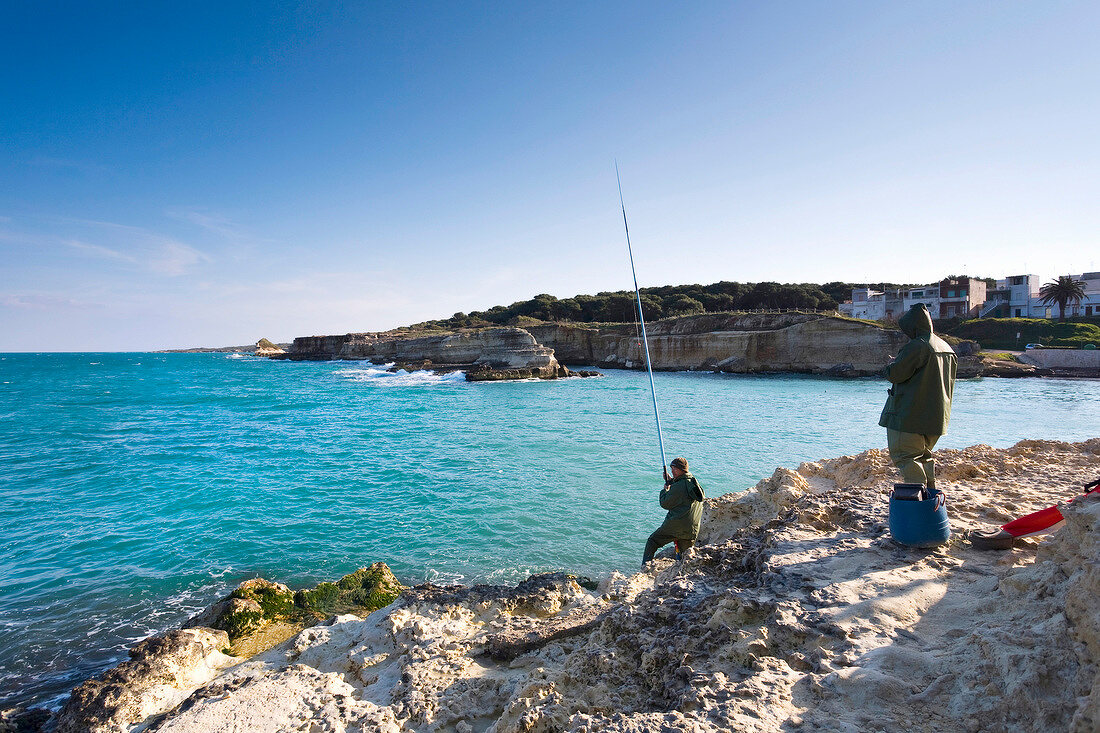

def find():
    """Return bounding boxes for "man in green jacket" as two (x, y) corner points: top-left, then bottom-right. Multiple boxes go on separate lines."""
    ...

(879, 303), (958, 491)
(643, 457), (705, 565)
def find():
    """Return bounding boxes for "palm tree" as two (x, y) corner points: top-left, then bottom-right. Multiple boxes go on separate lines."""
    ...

(1038, 275), (1086, 320)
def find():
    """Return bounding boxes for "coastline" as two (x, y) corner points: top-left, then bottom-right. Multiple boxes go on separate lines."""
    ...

(15, 438), (1099, 732)
(259, 313), (1100, 379)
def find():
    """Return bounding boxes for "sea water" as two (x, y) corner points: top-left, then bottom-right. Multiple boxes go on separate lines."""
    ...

(1, 352), (1098, 709)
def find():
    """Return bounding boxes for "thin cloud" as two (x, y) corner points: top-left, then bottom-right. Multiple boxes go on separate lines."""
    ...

(166, 209), (276, 260)
(64, 239), (138, 264)
(0, 293), (91, 310)
(63, 218), (213, 276)
(168, 209), (245, 241)
(149, 241), (210, 276)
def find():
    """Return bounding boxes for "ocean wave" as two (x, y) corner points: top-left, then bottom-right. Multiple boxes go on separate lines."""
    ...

(337, 365), (466, 387)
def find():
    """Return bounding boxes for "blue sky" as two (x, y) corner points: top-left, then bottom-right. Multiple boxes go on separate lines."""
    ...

(2, 2), (1098, 350)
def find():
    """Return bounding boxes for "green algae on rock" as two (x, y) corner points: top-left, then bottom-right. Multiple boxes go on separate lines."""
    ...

(296, 564), (404, 618)
(184, 562), (404, 649)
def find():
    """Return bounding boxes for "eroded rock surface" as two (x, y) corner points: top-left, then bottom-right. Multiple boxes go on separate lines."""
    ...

(528, 313), (912, 375)
(956, 353), (1050, 378)
(52, 439), (1099, 732)
(52, 629), (237, 733)
(254, 338), (285, 356)
(272, 327), (570, 381)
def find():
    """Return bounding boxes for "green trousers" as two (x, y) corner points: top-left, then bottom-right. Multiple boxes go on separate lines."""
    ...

(642, 531), (694, 565)
(886, 429), (940, 489)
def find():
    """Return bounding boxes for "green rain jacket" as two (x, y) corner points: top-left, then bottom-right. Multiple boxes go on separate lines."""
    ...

(878, 304), (958, 436)
(658, 472), (706, 540)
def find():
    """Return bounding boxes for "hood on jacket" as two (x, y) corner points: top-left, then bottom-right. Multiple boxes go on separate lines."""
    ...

(898, 303), (934, 338)
(684, 473), (705, 502)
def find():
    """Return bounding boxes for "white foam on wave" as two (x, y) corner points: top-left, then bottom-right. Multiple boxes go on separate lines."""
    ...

(337, 363), (467, 387)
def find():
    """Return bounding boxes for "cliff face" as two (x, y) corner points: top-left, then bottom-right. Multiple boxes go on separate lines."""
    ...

(271, 314), (957, 379)
(254, 338), (285, 356)
(528, 313), (910, 376)
(271, 327), (568, 380)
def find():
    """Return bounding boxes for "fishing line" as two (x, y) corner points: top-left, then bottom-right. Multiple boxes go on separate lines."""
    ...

(615, 161), (667, 473)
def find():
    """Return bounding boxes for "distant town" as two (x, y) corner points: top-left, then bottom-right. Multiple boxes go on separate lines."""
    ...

(838, 272), (1100, 321)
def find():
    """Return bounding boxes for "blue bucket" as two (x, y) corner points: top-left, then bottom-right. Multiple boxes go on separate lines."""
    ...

(889, 487), (951, 547)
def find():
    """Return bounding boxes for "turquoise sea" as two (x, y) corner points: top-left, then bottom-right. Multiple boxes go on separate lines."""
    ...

(1, 352), (1098, 709)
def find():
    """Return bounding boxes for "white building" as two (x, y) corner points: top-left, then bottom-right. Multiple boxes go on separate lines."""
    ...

(840, 273), (1099, 321)
(900, 285), (943, 319)
(1028, 272), (1100, 318)
(840, 288), (904, 321)
(983, 274), (1041, 318)
(840, 276), (985, 321)
(843, 288), (884, 320)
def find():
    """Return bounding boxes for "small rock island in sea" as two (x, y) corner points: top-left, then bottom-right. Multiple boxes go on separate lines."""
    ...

(32, 439), (1100, 732)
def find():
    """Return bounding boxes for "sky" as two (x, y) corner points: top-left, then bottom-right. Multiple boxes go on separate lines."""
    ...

(2, 1), (1098, 351)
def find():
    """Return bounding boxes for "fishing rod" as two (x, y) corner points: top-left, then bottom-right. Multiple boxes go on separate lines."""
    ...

(615, 162), (667, 476)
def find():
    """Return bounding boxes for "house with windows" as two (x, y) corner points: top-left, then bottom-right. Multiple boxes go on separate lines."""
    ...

(842, 287), (903, 320)
(935, 277), (987, 318)
(899, 284), (942, 319)
(840, 272), (1099, 321)
(982, 274), (1041, 318)
(840, 276), (986, 321)
(1080, 272), (1100, 317)
(1027, 272), (1100, 318)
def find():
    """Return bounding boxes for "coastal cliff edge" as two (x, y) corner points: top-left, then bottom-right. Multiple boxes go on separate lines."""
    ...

(35, 439), (1100, 733)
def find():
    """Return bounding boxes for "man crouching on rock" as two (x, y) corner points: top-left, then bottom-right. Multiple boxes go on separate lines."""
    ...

(643, 457), (705, 565)
(879, 303), (958, 491)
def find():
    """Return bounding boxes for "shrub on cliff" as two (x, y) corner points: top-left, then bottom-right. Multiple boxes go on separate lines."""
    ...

(411, 281), (850, 331)
(665, 294), (705, 316)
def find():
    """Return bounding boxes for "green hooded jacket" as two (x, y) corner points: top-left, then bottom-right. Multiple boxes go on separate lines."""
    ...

(878, 304), (958, 436)
(658, 472), (705, 540)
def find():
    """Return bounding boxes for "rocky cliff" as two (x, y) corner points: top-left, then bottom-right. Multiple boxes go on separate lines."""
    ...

(528, 313), (911, 376)
(270, 327), (570, 381)
(269, 314), (985, 379)
(33, 439), (1100, 732)
(254, 338), (285, 356)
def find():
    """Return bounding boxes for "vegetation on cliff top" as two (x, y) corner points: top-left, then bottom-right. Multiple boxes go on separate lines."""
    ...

(945, 318), (1100, 349)
(396, 278), (1100, 352)
(408, 280), (932, 331)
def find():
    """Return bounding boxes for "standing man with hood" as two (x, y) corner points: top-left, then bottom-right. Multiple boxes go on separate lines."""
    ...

(879, 303), (958, 492)
(643, 457), (705, 565)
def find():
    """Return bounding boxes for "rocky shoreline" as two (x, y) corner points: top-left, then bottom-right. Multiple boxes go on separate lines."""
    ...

(12, 439), (1099, 732)
(160, 314), (1099, 380)
(273, 315), (921, 379)
(269, 327), (583, 382)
